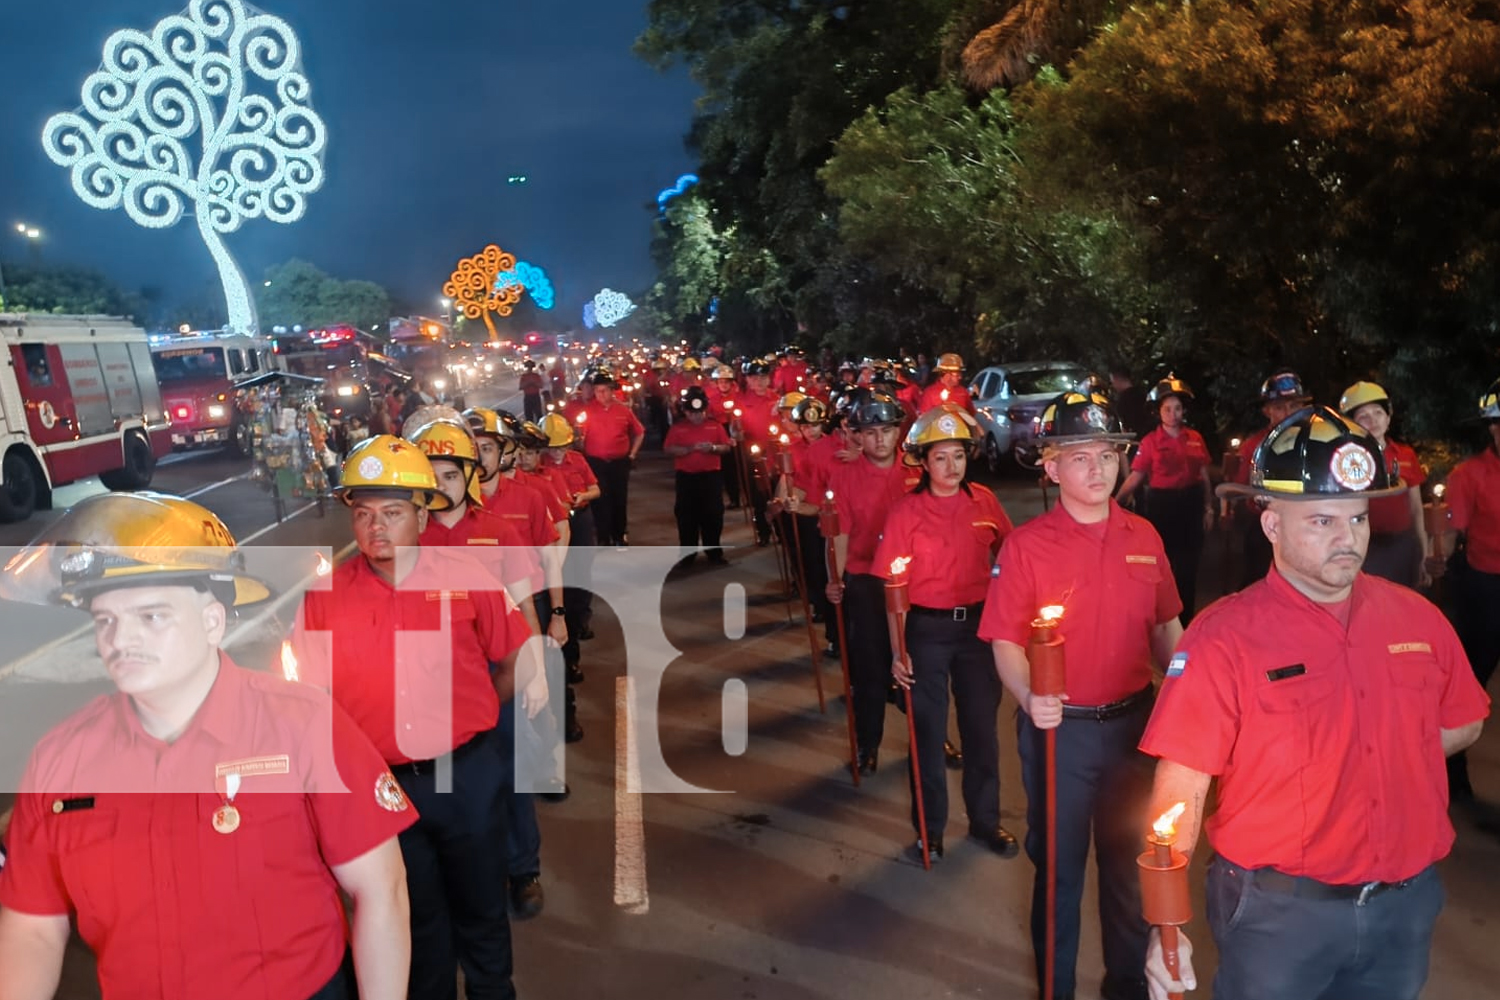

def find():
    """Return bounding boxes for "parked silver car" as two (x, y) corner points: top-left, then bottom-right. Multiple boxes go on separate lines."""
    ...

(969, 361), (1089, 471)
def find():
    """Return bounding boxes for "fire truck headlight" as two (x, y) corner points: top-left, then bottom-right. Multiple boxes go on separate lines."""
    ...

(337, 385), (358, 397)
(207, 404), (226, 420)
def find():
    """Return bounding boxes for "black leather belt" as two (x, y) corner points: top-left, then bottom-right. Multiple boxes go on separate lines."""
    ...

(1251, 866), (1424, 908)
(1061, 685), (1152, 721)
(909, 602), (984, 622)
(388, 730), (490, 777)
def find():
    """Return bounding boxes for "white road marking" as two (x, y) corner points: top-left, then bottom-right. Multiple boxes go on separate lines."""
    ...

(183, 473), (249, 499)
(614, 675), (650, 914)
(0, 623), (92, 682)
(238, 500), (321, 544)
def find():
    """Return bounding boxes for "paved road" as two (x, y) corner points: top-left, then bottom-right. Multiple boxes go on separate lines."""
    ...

(3, 399), (1499, 999)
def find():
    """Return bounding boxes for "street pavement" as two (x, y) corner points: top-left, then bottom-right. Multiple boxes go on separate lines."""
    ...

(1, 394), (1498, 999)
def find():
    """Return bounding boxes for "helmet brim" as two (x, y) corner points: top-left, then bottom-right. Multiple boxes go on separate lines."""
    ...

(1039, 433), (1136, 448)
(1215, 480), (1408, 502)
(335, 486), (454, 512)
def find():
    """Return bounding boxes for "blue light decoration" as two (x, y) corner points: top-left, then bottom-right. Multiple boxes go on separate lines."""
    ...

(495, 260), (555, 310)
(582, 301), (597, 330)
(656, 173), (699, 213)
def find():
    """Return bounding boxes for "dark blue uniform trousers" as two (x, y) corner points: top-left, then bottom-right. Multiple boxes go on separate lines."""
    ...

(1017, 700), (1153, 1000)
(393, 728), (516, 1000)
(1207, 858), (1443, 1000)
(842, 572), (893, 753)
(905, 609), (1000, 842)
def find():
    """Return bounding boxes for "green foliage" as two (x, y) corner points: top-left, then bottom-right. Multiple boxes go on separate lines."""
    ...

(258, 259), (391, 333)
(0, 262), (148, 320)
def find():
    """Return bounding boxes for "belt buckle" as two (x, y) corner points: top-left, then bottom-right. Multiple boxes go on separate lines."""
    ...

(952, 607), (967, 622)
(1356, 881), (1381, 907)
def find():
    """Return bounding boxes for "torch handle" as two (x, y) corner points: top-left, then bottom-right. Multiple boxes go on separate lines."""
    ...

(896, 613), (931, 871)
(1161, 924), (1184, 1000)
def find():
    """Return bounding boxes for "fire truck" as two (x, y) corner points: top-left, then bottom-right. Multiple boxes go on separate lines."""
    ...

(149, 328), (278, 455)
(273, 324), (411, 420)
(0, 313), (172, 522)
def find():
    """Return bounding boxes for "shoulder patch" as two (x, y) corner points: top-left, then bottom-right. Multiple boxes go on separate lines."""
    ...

(375, 772), (410, 812)
(1166, 652), (1188, 678)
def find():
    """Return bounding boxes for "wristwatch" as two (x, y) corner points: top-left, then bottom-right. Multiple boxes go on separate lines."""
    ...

(551, 606), (566, 617)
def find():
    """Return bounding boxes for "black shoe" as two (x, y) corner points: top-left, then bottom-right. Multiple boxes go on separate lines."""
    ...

(538, 779), (571, 803)
(509, 874), (545, 919)
(854, 749), (878, 776)
(811, 609), (825, 624)
(902, 837), (943, 865)
(968, 824), (1020, 858)
(943, 740), (963, 770)
(565, 717), (584, 743)
(706, 552), (729, 565)
(823, 642), (839, 658)
(756, 535), (770, 547)
(566, 662), (585, 685)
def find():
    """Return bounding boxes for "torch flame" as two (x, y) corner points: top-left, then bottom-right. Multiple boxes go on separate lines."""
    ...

(280, 641), (300, 683)
(1433, 483), (1446, 500)
(314, 552), (333, 577)
(770, 423), (780, 435)
(940, 388), (950, 402)
(779, 433), (790, 445)
(734, 408), (743, 417)
(1152, 802), (1186, 840)
(825, 490), (834, 501)
(1038, 604), (1065, 622)
(577, 411), (588, 424)
(750, 444), (761, 455)
(1229, 437), (1240, 448)
(889, 555), (913, 577)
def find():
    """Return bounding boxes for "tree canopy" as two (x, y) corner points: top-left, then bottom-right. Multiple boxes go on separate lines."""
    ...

(257, 259), (392, 334)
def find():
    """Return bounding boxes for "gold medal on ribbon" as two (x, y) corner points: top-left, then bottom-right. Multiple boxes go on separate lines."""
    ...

(212, 803), (241, 834)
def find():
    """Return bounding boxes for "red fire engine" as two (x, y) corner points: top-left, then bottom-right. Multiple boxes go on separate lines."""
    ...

(0, 313), (172, 522)
(149, 329), (277, 455)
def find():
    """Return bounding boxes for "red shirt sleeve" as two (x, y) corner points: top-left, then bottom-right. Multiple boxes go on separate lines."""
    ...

(313, 702), (418, 866)
(477, 588), (531, 665)
(0, 767), (70, 915)
(977, 530), (1038, 647)
(1138, 618), (1241, 775)
(1131, 429), (1157, 475)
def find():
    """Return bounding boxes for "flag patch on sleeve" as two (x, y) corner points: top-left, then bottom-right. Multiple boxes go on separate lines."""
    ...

(1166, 653), (1188, 678)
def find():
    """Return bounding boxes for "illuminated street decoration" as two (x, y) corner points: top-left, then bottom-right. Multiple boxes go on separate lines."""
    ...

(444, 243), (523, 340)
(582, 301), (597, 330)
(657, 173), (699, 212)
(42, 0), (326, 334)
(496, 260), (555, 310)
(592, 288), (636, 328)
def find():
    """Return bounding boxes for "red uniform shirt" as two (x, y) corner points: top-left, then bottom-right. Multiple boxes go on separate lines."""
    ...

(772, 360), (809, 395)
(978, 501), (1182, 705)
(827, 455), (923, 575)
(0, 658), (414, 1000)
(1367, 439), (1425, 534)
(480, 476), (561, 550)
(561, 397), (588, 424)
(735, 390), (779, 448)
(294, 551), (530, 764)
(1231, 426), (1272, 485)
(550, 449), (598, 503)
(874, 485), (1013, 607)
(421, 503), (540, 591)
(706, 384), (740, 425)
(519, 370), (544, 397)
(518, 468), (569, 525)
(1130, 425), (1212, 490)
(579, 399), (643, 460)
(663, 416), (731, 473)
(917, 382), (974, 414)
(1447, 446), (1500, 573)
(799, 431), (853, 503)
(1141, 569), (1489, 883)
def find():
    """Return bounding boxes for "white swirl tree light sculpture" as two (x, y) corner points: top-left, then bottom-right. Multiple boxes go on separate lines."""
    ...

(42, 0), (326, 334)
(593, 288), (636, 329)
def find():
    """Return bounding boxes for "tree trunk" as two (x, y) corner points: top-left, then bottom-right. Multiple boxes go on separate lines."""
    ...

(198, 216), (259, 334)
(482, 309), (497, 341)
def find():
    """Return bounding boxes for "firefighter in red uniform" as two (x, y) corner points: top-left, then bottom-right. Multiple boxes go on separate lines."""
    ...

(1338, 381), (1429, 588)
(825, 389), (924, 774)
(778, 397), (840, 652)
(874, 405), (1016, 863)
(293, 436), (537, 1000)
(738, 359), (781, 546)
(1223, 368), (1313, 586)
(982, 389), (1183, 1000)
(579, 372), (645, 548)
(1115, 376), (1215, 622)
(405, 417), (557, 920)
(518, 360), (545, 422)
(539, 411), (601, 738)
(1143, 405), (1489, 1000)
(772, 346), (810, 395)
(918, 353), (976, 415)
(0, 493), (414, 1000)
(663, 385), (734, 564)
(1441, 376), (1500, 803)
(707, 363), (744, 508)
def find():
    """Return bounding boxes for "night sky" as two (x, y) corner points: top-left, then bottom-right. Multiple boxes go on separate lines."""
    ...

(0, 0), (701, 323)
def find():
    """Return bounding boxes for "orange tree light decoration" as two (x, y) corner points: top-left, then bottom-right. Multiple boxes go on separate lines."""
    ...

(443, 244), (523, 340)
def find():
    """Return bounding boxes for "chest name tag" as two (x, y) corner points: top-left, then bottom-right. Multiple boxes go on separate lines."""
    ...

(215, 755), (290, 778)
(51, 796), (95, 814)
(426, 590), (469, 601)
(1266, 664), (1307, 682)
(1125, 554), (1158, 565)
(1388, 642), (1432, 655)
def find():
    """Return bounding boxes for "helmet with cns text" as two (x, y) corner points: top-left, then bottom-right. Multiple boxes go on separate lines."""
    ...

(405, 417), (483, 504)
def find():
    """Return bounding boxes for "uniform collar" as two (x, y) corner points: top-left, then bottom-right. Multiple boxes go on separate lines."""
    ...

(1263, 564), (1365, 622)
(109, 651), (243, 749)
